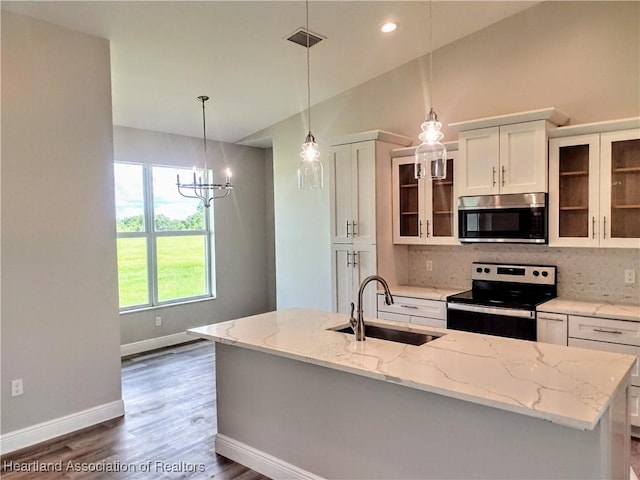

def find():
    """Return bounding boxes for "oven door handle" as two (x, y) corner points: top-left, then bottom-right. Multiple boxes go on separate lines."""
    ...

(447, 303), (535, 319)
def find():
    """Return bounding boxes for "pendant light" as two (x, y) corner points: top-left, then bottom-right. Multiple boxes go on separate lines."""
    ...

(297, 0), (323, 190)
(176, 96), (234, 207)
(415, 0), (447, 181)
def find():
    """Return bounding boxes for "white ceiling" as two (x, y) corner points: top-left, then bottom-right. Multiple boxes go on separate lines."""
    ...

(2, 1), (539, 145)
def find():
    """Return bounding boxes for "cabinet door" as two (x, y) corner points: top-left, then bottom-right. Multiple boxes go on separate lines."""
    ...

(351, 141), (377, 245)
(499, 120), (548, 194)
(392, 156), (426, 244)
(548, 134), (600, 247)
(331, 244), (354, 315)
(599, 129), (640, 248)
(457, 127), (500, 197)
(352, 244), (377, 318)
(536, 312), (568, 345)
(329, 145), (353, 244)
(426, 152), (458, 244)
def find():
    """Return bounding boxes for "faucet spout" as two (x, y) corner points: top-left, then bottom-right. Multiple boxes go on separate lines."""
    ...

(350, 275), (394, 341)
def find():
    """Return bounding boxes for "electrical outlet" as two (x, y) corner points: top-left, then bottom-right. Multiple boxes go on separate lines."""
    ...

(426, 260), (433, 272)
(624, 269), (636, 285)
(155, 316), (162, 327)
(11, 379), (23, 397)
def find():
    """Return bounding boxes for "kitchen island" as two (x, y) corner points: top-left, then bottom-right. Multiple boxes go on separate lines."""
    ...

(189, 308), (634, 479)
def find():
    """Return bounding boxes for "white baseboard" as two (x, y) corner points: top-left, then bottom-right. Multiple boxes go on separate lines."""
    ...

(215, 433), (324, 480)
(121, 332), (193, 357)
(0, 400), (124, 455)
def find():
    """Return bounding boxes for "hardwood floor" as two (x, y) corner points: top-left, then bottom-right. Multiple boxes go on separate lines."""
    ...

(1, 341), (269, 480)
(3, 340), (640, 479)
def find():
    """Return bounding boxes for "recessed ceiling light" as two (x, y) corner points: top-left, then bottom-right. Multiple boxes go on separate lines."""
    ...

(381, 22), (397, 33)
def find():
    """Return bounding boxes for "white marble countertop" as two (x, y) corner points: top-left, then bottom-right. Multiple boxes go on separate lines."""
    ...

(379, 284), (465, 301)
(539, 298), (640, 322)
(188, 308), (634, 431)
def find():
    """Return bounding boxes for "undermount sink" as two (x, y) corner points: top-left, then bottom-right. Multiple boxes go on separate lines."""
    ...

(329, 324), (441, 346)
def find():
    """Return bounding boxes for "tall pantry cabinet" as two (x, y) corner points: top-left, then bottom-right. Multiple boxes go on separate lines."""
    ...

(329, 130), (411, 318)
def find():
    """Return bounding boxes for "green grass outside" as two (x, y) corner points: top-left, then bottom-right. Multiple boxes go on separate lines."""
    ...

(117, 236), (207, 308)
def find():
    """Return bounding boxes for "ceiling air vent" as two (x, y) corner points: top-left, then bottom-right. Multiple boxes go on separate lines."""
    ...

(287, 28), (324, 48)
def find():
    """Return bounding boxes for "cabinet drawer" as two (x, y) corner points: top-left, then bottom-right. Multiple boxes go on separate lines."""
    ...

(377, 311), (410, 323)
(568, 337), (640, 387)
(377, 294), (446, 320)
(568, 315), (640, 346)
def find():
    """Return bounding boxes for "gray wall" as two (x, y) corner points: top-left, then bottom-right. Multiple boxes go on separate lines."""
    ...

(242, 1), (640, 310)
(113, 126), (274, 345)
(1, 11), (122, 433)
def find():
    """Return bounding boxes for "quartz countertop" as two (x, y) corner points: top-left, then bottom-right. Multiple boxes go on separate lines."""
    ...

(539, 298), (640, 322)
(379, 284), (465, 301)
(188, 308), (634, 431)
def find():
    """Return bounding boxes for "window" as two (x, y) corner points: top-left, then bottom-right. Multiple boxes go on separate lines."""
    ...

(114, 162), (215, 310)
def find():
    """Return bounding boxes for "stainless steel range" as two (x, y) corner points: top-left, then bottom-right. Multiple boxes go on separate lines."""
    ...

(446, 262), (557, 341)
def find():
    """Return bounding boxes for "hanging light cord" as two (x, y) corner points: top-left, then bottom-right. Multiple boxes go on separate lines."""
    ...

(428, 0), (434, 109)
(200, 97), (208, 175)
(306, 0), (312, 136)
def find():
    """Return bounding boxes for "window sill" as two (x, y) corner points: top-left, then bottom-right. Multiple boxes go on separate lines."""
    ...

(119, 296), (217, 315)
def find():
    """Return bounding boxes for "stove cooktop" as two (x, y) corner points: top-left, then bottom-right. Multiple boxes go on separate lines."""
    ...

(447, 262), (557, 311)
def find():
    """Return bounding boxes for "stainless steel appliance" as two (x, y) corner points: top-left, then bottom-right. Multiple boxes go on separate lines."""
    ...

(447, 262), (557, 341)
(458, 192), (547, 244)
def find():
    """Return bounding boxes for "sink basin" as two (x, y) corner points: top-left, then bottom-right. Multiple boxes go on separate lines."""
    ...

(329, 324), (440, 346)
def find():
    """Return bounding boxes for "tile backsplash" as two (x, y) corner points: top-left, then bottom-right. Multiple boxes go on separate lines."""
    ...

(408, 245), (640, 304)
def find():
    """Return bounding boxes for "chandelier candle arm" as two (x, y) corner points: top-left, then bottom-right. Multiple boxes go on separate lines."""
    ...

(176, 95), (234, 207)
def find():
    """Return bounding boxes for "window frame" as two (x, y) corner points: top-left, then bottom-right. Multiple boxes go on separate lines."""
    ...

(115, 161), (216, 312)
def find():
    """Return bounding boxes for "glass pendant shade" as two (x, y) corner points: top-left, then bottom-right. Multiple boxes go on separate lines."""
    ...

(297, 132), (323, 189)
(414, 108), (447, 180)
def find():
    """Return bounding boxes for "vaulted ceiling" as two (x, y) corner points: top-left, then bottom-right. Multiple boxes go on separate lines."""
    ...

(2, 1), (539, 144)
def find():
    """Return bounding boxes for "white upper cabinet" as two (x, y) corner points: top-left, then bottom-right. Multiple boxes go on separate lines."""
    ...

(391, 144), (458, 245)
(329, 131), (411, 246)
(549, 118), (640, 248)
(451, 108), (569, 198)
(329, 142), (376, 245)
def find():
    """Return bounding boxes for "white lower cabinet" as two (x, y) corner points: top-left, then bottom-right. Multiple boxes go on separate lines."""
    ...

(377, 294), (446, 329)
(568, 314), (640, 427)
(536, 312), (568, 345)
(331, 244), (377, 319)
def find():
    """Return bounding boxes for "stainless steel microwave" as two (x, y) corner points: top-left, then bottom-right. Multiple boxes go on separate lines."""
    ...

(458, 193), (547, 244)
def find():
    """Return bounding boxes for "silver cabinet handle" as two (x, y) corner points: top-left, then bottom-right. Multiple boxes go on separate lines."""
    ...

(400, 305), (419, 309)
(346, 221), (350, 237)
(603, 216), (607, 239)
(346, 251), (351, 267)
(352, 221), (358, 236)
(501, 165), (506, 187)
(492, 167), (497, 187)
(592, 216), (596, 239)
(593, 328), (623, 335)
(352, 251), (358, 267)
(419, 220), (423, 238)
(538, 316), (565, 323)
(426, 220), (431, 237)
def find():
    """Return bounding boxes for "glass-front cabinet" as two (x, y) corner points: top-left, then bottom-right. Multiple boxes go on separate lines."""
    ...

(549, 123), (640, 248)
(392, 146), (458, 245)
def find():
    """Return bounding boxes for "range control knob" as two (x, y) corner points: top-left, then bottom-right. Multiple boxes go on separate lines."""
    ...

(476, 267), (483, 273)
(542, 271), (549, 277)
(484, 268), (490, 273)
(533, 270), (540, 277)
